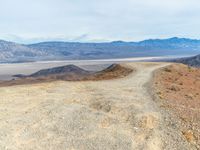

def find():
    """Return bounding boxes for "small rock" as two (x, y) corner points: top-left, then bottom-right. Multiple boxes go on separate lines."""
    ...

(169, 85), (180, 92)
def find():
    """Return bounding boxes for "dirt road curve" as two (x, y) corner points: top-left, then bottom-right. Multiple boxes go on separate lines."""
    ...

(0, 62), (192, 150)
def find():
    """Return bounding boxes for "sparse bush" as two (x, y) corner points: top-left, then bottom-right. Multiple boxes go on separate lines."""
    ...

(163, 68), (172, 72)
(169, 85), (180, 92)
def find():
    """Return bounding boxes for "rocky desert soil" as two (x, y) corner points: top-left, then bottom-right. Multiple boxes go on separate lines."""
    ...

(153, 64), (200, 149)
(0, 62), (195, 150)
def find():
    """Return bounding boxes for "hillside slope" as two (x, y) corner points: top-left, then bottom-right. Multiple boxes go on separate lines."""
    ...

(153, 64), (200, 148)
(176, 54), (200, 67)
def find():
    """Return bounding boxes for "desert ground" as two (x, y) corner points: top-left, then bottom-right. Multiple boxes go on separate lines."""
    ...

(0, 62), (198, 150)
(153, 64), (200, 148)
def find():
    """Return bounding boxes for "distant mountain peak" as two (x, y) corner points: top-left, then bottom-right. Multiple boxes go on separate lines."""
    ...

(111, 41), (125, 43)
(169, 37), (179, 39)
(1, 37), (200, 63)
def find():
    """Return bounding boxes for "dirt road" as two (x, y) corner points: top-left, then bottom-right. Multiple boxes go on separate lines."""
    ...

(0, 62), (192, 150)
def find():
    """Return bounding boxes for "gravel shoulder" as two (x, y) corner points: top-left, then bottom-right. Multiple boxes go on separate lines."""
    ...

(0, 62), (193, 150)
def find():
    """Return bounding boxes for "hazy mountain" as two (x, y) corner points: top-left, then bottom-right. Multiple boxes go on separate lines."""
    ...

(176, 54), (200, 67)
(0, 40), (47, 63)
(1, 37), (200, 63)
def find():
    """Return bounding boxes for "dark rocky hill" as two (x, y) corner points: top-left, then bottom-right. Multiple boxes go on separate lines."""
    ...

(176, 54), (200, 67)
(2, 64), (133, 86)
(29, 64), (90, 77)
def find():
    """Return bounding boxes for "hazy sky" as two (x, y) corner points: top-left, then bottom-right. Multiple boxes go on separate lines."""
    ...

(0, 0), (200, 43)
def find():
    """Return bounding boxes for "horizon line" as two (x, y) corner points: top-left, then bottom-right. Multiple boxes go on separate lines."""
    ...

(0, 36), (200, 45)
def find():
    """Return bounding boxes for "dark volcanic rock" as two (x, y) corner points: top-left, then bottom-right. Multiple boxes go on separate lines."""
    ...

(2, 64), (133, 87)
(13, 74), (27, 78)
(29, 64), (90, 77)
(176, 54), (200, 67)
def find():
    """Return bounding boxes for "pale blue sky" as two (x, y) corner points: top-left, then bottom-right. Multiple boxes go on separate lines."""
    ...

(0, 0), (200, 43)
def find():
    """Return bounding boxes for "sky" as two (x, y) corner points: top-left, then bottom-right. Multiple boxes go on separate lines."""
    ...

(0, 0), (200, 43)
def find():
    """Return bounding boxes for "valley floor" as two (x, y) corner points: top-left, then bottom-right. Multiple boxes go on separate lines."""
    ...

(0, 62), (194, 150)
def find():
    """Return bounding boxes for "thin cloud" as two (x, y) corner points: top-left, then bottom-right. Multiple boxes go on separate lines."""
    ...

(0, 0), (199, 43)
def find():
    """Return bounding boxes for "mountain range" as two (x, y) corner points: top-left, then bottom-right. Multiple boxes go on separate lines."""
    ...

(1, 37), (200, 63)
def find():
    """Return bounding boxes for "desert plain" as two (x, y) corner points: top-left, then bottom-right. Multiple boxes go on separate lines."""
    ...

(0, 61), (199, 150)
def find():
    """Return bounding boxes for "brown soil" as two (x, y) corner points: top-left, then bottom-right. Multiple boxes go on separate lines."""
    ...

(0, 64), (133, 87)
(82, 64), (133, 81)
(153, 63), (200, 148)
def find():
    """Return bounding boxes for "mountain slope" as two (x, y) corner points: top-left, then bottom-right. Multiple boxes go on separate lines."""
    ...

(1, 37), (200, 63)
(176, 54), (200, 67)
(0, 40), (46, 63)
(28, 37), (200, 60)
